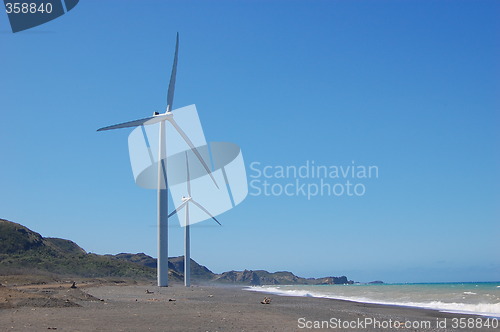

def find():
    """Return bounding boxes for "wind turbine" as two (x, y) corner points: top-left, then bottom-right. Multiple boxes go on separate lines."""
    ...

(168, 151), (221, 287)
(97, 33), (218, 287)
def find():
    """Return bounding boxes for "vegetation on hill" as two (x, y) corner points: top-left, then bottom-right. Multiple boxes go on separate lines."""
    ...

(0, 219), (162, 280)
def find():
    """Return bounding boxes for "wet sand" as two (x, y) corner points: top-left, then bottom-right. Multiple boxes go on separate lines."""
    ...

(0, 281), (497, 331)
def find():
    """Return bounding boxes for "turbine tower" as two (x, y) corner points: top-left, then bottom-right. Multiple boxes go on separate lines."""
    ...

(168, 151), (221, 287)
(97, 33), (218, 287)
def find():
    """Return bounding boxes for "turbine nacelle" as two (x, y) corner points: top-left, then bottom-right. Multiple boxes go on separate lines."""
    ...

(153, 111), (173, 117)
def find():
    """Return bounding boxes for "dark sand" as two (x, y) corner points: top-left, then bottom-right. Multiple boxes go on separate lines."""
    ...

(0, 280), (498, 331)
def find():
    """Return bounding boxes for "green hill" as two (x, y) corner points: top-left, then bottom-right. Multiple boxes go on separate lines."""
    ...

(0, 219), (176, 280)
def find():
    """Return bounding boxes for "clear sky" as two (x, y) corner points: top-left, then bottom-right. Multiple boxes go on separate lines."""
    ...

(0, 0), (498, 283)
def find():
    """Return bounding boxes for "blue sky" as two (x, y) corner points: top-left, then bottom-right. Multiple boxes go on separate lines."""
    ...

(0, 0), (498, 283)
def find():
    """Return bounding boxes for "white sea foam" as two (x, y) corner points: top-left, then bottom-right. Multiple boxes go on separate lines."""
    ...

(246, 285), (500, 318)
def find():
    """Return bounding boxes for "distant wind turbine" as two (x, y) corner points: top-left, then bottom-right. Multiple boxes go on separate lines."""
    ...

(97, 33), (218, 287)
(168, 151), (221, 287)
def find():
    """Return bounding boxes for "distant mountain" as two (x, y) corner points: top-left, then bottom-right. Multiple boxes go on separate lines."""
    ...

(212, 270), (349, 285)
(108, 253), (157, 269)
(169, 256), (216, 280)
(0, 218), (352, 285)
(113, 254), (351, 285)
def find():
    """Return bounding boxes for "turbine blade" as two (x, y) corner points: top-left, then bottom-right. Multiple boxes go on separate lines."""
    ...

(167, 201), (187, 219)
(140, 125), (155, 164)
(97, 116), (158, 131)
(169, 118), (219, 189)
(191, 199), (221, 226)
(167, 32), (179, 111)
(185, 151), (191, 196)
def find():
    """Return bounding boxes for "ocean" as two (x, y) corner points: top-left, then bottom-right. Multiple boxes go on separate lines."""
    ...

(246, 282), (500, 318)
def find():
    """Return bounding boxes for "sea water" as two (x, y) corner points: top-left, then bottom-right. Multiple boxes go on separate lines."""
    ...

(247, 282), (500, 318)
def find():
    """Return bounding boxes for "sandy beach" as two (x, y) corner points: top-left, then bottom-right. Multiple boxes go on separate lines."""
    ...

(1, 279), (497, 332)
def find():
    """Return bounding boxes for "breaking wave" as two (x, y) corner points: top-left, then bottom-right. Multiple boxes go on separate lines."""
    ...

(246, 284), (500, 318)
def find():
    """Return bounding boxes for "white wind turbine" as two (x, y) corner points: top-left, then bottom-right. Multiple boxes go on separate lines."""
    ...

(168, 151), (221, 287)
(97, 33), (218, 287)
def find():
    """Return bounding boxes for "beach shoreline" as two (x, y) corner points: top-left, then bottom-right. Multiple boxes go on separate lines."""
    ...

(244, 283), (500, 320)
(1, 281), (498, 331)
